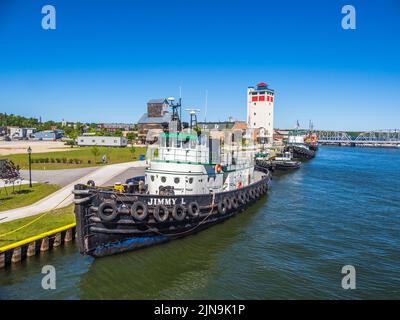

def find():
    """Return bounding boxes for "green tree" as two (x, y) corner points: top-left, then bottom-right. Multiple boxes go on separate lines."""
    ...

(126, 132), (136, 142)
(129, 145), (136, 159)
(91, 145), (100, 163)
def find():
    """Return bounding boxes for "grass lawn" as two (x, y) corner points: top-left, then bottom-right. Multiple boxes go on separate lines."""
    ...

(0, 146), (146, 170)
(0, 205), (75, 247)
(0, 183), (60, 211)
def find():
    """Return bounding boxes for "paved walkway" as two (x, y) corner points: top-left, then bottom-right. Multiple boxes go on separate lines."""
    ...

(19, 167), (98, 186)
(0, 161), (146, 224)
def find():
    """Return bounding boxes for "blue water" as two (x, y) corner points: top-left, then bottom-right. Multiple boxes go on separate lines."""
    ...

(1, 146), (399, 299)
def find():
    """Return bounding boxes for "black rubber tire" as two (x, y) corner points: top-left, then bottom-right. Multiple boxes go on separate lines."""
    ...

(231, 196), (239, 209)
(255, 188), (260, 198)
(223, 197), (232, 211)
(217, 201), (227, 214)
(131, 201), (148, 221)
(172, 204), (187, 221)
(153, 205), (169, 223)
(238, 192), (246, 205)
(245, 191), (250, 203)
(87, 180), (95, 187)
(98, 201), (118, 222)
(249, 188), (256, 199)
(188, 202), (200, 217)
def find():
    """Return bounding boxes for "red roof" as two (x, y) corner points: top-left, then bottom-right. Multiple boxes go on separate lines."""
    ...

(257, 82), (268, 87)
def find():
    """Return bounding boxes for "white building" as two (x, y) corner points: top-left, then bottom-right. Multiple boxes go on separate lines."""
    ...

(77, 136), (127, 147)
(247, 82), (275, 144)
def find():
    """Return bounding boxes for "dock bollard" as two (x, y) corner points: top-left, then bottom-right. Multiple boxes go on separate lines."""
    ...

(53, 233), (62, 247)
(65, 229), (73, 242)
(11, 247), (22, 263)
(40, 237), (49, 252)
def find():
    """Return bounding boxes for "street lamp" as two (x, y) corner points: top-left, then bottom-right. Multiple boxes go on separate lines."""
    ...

(27, 146), (32, 188)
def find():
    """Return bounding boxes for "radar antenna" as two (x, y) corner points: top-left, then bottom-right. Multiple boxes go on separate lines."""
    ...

(185, 108), (200, 129)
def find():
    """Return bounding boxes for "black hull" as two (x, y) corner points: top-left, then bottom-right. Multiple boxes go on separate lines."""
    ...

(74, 174), (271, 257)
(255, 160), (300, 172)
(272, 162), (301, 170)
(286, 145), (316, 160)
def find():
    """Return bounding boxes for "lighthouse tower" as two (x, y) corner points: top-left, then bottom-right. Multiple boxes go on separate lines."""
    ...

(247, 82), (275, 143)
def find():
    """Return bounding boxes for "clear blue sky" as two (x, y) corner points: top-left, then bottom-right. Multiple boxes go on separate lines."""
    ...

(0, 0), (399, 131)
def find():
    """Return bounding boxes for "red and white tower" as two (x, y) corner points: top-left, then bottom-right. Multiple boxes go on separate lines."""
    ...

(247, 82), (275, 143)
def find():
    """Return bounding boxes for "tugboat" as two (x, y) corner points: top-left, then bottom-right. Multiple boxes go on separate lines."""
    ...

(73, 98), (271, 257)
(271, 151), (301, 170)
(285, 127), (316, 160)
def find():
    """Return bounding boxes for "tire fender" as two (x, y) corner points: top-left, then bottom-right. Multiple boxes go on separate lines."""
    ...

(172, 204), (187, 221)
(188, 202), (200, 217)
(131, 201), (148, 221)
(98, 201), (118, 222)
(153, 205), (169, 223)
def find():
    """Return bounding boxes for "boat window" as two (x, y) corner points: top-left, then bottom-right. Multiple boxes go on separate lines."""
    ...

(189, 178), (194, 184)
(161, 177), (166, 183)
(174, 177), (180, 184)
(151, 175), (155, 181)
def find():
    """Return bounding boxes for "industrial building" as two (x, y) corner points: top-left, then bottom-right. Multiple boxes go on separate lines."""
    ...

(247, 82), (275, 144)
(32, 130), (64, 140)
(7, 127), (37, 139)
(77, 136), (128, 147)
(137, 98), (171, 144)
(97, 123), (135, 133)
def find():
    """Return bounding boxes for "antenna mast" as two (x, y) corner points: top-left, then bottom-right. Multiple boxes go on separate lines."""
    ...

(204, 90), (208, 122)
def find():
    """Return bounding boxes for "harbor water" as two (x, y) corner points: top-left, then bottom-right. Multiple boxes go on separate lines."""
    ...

(1, 146), (399, 299)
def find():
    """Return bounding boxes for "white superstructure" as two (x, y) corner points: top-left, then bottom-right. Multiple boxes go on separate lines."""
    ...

(247, 82), (275, 144)
(145, 131), (257, 195)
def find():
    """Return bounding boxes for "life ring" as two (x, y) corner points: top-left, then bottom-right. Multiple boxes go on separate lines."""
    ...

(214, 164), (223, 173)
(231, 196), (239, 209)
(238, 192), (246, 205)
(236, 181), (243, 189)
(188, 202), (200, 217)
(153, 205), (169, 223)
(98, 201), (118, 222)
(87, 180), (95, 187)
(131, 201), (148, 221)
(172, 204), (187, 221)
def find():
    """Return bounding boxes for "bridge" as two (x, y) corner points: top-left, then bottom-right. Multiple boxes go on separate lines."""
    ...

(317, 129), (400, 147)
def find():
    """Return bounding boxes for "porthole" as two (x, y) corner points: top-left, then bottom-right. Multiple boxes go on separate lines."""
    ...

(151, 175), (155, 181)
(174, 177), (180, 184)
(189, 178), (194, 184)
(161, 177), (166, 183)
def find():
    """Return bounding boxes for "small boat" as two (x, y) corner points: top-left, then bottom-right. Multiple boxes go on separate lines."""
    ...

(271, 151), (301, 170)
(73, 99), (271, 257)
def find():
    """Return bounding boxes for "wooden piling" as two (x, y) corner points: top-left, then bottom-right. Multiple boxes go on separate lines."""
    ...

(40, 237), (49, 252)
(53, 232), (62, 247)
(27, 241), (36, 257)
(64, 228), (73, 242)
(11, 247), (22, 263)
(0, 223), (76, 269)
(0, 252), (5, 269)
